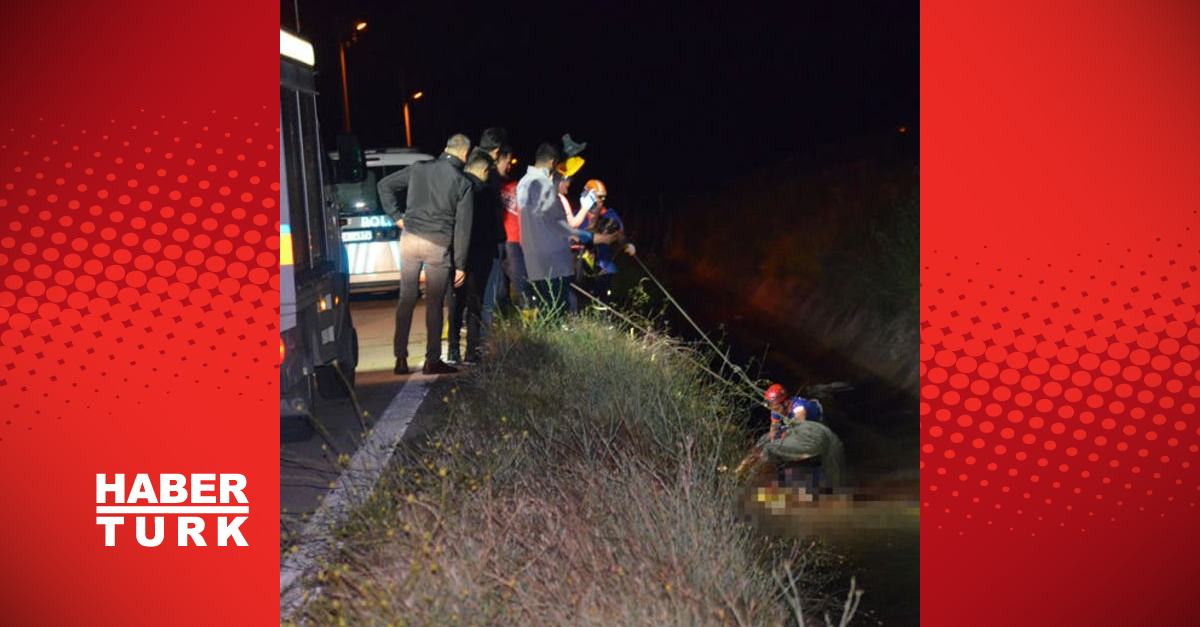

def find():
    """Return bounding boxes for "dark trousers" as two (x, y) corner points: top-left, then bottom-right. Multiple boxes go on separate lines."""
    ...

(528, 275), (575, 318)
(578, 272), (614, 307)
(448, 256), (492, 360)
(481, 244), (505, 325)
(499, 241), (530, 312)
(395, 232), (451, 363)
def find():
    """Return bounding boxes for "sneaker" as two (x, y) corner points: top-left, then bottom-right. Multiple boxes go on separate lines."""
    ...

(394, 359), (411, 375)
(446, 352), (461, 365)
(422, 359), (459, 375)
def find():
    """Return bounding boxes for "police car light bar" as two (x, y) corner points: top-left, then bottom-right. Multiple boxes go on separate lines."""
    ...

(280, 29), (314, 67)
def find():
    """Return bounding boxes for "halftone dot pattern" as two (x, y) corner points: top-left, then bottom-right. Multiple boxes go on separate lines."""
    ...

(922, 229), (1200, 534)
(0, 109), (280, 443)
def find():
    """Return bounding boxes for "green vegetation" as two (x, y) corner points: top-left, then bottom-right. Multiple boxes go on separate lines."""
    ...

(290, 315), (860, 627)
(821, 178), (921, 319)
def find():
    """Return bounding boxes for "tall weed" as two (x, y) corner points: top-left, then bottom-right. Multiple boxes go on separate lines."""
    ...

(293, 316), (856, 627)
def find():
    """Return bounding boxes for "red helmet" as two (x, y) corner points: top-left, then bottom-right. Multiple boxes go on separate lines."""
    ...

(764, 384), (787, 404)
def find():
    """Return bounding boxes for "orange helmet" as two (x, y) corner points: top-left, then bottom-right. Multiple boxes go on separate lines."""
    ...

(584, 179), (608, 198)
(764, 384), (787, 405)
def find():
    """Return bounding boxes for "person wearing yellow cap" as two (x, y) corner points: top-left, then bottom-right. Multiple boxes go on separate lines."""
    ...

(557, 172), (590, 229)
(556, 133), (587, 181)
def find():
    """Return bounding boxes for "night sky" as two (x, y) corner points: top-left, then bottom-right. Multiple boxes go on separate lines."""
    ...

(283, 0), (917, 207)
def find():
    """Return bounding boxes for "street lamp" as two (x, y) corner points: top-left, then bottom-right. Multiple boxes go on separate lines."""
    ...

(337, 20), (368, 134)
(403, 91), (423, 148)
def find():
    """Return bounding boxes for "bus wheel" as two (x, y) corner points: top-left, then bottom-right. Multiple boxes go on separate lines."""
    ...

(281, 376), (316, 442)
(281, 414), (315, 441)
(316, 326), (357, 400)
(316, 361), (354, 399)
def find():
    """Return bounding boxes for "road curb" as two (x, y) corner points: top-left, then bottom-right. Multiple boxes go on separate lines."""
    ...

(280, 374), (435, 621)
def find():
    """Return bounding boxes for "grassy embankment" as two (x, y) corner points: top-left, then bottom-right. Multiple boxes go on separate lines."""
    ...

(292, 314), (861, 627)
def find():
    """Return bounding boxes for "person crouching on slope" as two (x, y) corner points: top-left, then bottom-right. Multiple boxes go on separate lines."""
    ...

(761, 383), (843, 489)
(737, 383), (844, 490)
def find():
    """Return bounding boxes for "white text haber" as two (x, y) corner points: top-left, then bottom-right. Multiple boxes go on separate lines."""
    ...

(95, 474), (250, 547)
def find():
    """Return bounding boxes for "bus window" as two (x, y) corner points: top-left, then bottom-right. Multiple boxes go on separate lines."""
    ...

(299, 92), (329, 269)
(281, 86), (311, 270)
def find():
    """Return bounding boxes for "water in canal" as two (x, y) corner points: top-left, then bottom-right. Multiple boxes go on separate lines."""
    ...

(646, 277), (920, 626)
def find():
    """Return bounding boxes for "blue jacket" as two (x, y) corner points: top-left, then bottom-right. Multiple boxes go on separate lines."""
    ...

(582, 207), (624, 275)
(770, 397), (824, 440)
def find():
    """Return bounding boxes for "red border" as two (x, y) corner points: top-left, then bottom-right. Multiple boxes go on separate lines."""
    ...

(923, 1), (1200, 624)
(0, 2), (278, 624)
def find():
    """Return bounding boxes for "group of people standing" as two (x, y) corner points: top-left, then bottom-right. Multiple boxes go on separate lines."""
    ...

(375, 129), (844, 491)
(377, 128), (633, 376)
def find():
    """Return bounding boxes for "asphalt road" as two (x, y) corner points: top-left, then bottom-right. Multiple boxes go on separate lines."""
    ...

(280, 296), (453, 548)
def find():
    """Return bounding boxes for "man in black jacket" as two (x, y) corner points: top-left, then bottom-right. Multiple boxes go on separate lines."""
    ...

(477, 127), (513, 321)
(447, 148), (498, 363)
(377, 133), (473, 375)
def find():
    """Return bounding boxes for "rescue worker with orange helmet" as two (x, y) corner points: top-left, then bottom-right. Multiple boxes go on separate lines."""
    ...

(576, 179), (634, 305)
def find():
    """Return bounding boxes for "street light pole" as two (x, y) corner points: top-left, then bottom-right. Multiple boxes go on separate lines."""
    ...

(403, 91), (423, 148)
(339, 42), (352, 133)
(338, 21), (369, 135)
(403, 102), (412, 147)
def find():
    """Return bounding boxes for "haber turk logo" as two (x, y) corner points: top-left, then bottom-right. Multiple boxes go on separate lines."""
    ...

(95, 474), (250, 547)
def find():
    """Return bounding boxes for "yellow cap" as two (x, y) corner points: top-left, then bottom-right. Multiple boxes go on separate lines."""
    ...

(556, 155), (585, 178)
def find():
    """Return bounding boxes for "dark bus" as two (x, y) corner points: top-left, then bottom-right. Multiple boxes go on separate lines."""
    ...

(279, 29), (359, 434)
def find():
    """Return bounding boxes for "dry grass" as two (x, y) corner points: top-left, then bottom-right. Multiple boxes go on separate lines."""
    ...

(290, 315), (858, 627)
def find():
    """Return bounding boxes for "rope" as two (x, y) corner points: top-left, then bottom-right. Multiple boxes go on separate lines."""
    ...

(569, 283), (753, 402)
(628, 254), (765, 395)
(609, 258), (854, 488)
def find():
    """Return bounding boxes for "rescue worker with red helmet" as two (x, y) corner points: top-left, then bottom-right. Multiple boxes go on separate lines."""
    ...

(756, 383), (842, 489)
(764, 383), (824, 442)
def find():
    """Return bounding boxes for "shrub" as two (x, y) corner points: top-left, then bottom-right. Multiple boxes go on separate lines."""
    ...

(293, 316), (858, 627)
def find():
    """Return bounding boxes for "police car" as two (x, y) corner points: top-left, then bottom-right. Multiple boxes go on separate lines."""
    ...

(330, 149), (435, 292)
